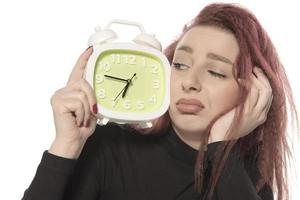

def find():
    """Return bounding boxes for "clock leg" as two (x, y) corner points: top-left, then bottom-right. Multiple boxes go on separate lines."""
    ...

(139, 121), (153, 129)
(97, 117), (110, 126)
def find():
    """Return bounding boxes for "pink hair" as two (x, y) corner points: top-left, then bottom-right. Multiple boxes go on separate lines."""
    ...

(132, 3), (299, 200)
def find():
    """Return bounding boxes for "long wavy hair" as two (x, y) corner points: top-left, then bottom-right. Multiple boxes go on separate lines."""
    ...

(132, 3), (299, 200)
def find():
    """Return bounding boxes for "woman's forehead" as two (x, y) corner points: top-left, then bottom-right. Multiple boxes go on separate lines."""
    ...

(175, 26), (239, 63)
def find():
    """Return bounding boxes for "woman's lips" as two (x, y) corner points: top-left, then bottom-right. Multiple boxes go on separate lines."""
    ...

(176, 98), (205, 113)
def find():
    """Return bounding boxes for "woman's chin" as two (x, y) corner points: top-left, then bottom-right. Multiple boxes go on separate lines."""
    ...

(171, 119), (208, 135)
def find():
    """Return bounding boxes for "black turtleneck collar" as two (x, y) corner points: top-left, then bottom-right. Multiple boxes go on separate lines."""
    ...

(162, 125), (199, 168)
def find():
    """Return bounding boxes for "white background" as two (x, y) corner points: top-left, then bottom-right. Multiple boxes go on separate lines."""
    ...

(0, 0), (299, 199)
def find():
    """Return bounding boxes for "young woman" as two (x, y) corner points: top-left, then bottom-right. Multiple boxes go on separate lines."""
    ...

(22, 3), (298, 200)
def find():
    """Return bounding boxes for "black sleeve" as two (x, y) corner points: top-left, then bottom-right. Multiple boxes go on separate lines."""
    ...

(21, 151), (77, 200)
(205, 141), (274, 200)
(21, 127), (105, 200)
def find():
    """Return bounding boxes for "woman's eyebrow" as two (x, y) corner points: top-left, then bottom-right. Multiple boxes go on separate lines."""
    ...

(176, 45), (193, 54)
(176, 45), (233, 65)
(207, 53), (233, 65)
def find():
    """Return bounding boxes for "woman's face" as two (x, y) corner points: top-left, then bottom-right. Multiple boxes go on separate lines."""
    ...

(168, 25), (240, 138)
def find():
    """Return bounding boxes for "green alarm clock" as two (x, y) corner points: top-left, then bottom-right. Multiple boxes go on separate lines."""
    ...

(85, 19), (170, 128)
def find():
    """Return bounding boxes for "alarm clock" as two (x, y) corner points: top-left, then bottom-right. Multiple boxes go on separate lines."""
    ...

(85, 19), (170, 128)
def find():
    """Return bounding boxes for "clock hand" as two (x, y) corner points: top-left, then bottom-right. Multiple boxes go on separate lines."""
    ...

(114, 83), (127, 101)
(104, 75), (128, 82)
(113, 73), (137, 101)
(122, 73), (136, 98)
(122, 81), (130, 98)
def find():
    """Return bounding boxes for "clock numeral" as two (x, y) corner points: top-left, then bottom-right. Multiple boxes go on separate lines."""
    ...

(123, 100), (131, 110)
(149, 95), (157, 103)
(99, 61), (111, 72)
(97, 89), (106, 99)
(136, 100), (145, 110)
(124, 55), (136, 65)
(151, 64), (159, 74)
(95, 74), (104, 83)
(153, 80), (160, 89)
(111, 54), (136, 65)
(111, 54), (121, 64)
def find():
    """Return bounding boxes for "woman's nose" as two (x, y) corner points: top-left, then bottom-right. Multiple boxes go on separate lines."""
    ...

(181, 71), (202, 92)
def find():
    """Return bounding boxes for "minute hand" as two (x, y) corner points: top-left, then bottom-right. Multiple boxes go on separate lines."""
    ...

(104, 75), (128, 82)
(122, 73), (136, 98)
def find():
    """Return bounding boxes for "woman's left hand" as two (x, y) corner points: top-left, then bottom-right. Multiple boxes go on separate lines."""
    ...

(209, 67), (273, 143)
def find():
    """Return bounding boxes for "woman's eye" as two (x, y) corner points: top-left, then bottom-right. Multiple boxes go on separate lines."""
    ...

(172, 63), (226, 78)
(172, 62), (189, 70)
(208, 70), (226, 78)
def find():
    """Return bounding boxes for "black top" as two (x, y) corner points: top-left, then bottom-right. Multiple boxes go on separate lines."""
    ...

(22, 122), (273, 200)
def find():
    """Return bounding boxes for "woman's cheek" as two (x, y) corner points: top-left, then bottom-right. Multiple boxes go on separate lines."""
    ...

(212, 85), (239, 112)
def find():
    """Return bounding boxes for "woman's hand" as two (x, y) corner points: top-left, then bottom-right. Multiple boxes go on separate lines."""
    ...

(49, 47), (98, 158)
(209, 67), (273, 143)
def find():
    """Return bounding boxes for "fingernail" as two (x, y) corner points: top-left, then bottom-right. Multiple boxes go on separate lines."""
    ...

(93, 104), (98, 114)
(85, 46), (92, 51)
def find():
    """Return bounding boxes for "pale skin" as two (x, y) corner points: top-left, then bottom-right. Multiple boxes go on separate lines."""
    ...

(169, 26), (273, 149)
(49, 26), (273, 159)
(49, 47), (98, 159)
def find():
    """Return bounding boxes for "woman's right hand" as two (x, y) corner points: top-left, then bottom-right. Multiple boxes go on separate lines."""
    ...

(48, 47), (98, 159)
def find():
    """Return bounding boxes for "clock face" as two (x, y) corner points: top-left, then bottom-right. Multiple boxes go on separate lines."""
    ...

(93, 49), (166, 114)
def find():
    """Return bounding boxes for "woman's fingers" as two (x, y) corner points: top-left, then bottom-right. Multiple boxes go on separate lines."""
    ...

(65, 79), (98, 113)
(253, 67), (272, 89)
(240, 67), (273, 125)
(252, 67), (273, 111)
(247, 73), (260, 110)
(53, 97), (85, 127)
(67, 47), (93, 85)
(250, 67), (273, 124)
(54, 78), (98, 127)
(241, 71), (260, 114)
(253, 67), (273, 114)
(264, 94), (273, 114)
(61, 91), (90, 127)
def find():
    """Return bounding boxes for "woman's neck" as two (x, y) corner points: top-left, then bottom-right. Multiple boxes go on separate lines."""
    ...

(171, 123), (206, 151)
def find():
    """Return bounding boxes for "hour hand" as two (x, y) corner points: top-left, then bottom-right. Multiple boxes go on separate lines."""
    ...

(122, 81), (130, 98)
(104, 75), (128, 82)
(122, 73), (136, 98)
